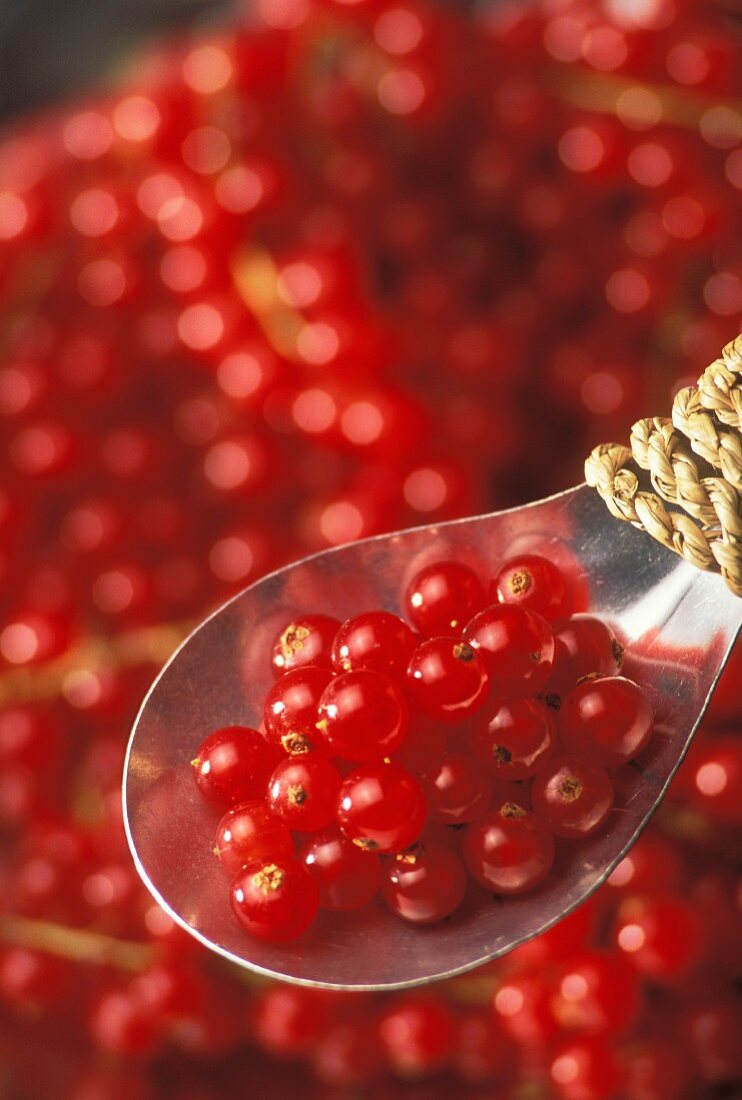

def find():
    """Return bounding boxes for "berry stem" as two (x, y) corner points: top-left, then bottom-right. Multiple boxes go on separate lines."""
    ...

(232, 247), (305, 362)
(5, 890), (689, 1007)
(442, 974), (497, 1005)
(0, 914), (154, 971)
(556, 69), (742, 131)
(0, 619), (195, 707)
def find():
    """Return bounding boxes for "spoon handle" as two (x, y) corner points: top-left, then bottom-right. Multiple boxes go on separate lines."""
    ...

(586, 331), (742, 597)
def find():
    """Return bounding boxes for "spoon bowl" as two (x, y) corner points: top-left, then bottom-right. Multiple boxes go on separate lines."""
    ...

(124, 484), (740, 990)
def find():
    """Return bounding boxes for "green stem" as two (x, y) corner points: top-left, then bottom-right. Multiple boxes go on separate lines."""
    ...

(0, 618), (195, 708)
(0, 914), (154, 972)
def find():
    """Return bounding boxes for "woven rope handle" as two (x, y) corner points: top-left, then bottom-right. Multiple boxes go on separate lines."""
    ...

(585, 332), (742, 598)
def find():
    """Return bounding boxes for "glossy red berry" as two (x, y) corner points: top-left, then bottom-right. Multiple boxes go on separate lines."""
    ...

(404, 560), (485, 635)
(298, 827), (381, 911)
(0, 947), (71, 1011)
(331, 610), (416, 677)
(270, 614), (340, 676)
(494, 967), (561, 1045)
(550, 1035), (624, 1100)
(492, 554), (571, 621)
(231, 858), (319, 942)
(422, 751), (489, 824)
(510, 897), (602, 967)
(683, 734), (742, 824)
(252, 985), (332, 1057)
(378, 995), (455, 1074)
(88, 987), (161, 1057)
(560, 677), (653, 766)
(683, 997), (742, 1084)
(464, 604), (554, 695)
(550, 951), (643, 1035)
(463, 802), (555, 894)
(0, 608), (72, 666)
(317, 669), (409, 761)
(474, 697), (556, 780)
(455, 1009), (513, 1084)
(336, 763), (427, 853)
(395, 716), (448, 775)
(312, 1018), (383, 1088)
(613, 894), (703, 980)
(406, 636), (490, 721)
(606, 833), (685, 894)
(263, 666), (332, 754)
(548, 615), (624, 696)
(381, 840), (467, 923)
(267, 755), (342, 831)
(191, 726), (278, 807)
(532, 754), (614, 838)
(214, 801), (294, 873)
(618, 1037), (692, 1100)
(128, 962), (206, 1022)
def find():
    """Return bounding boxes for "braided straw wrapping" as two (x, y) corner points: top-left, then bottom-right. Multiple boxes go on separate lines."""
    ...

(585, 333), (742, 597)
(696, 334), (742, 430)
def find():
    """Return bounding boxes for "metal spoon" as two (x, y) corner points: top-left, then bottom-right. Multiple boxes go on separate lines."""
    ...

(123, 483), (740, 991)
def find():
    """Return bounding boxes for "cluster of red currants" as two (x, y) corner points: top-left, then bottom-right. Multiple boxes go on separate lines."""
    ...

(192, 554), (652, 941)
(237, 817), (742, 1099)
(0, 0), (739, 1094)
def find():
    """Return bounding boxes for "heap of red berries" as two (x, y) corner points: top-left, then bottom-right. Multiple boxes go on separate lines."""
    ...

(192, 553), (652, 942)
(0, 0), (740, 1094)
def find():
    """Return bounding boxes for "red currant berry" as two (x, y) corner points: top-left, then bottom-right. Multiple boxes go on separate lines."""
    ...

(381, 840), (467, 923)
(0, 947), (71, 1010)
(510, 897), (602, 967)
(263, 666), (332, 754)
(312, 1018), (383, 1088)
(559, 677), (653, 766)
(336, 763), (427, 853)
(406, 637), (490, 721)
(550, 951), (643, 1034)
(298, 826), (381, 911)
(606, 833), (684, 894)
(378, 995), (455, 1074)
(455, 1009), (513, 1084)
(252, 985), (332, 1057)
(463, 802), (555, 894)
(464, 604), (554, 695)
(231, 858), (319, 942)
(423, 751), (489, 824)
(404, 560), (485, 635)
(271, 614), (340, 676)
(550, 1035), (624, 1100)
(191, 726), (278, 807)
(687, 869), (741, 973)
(549, 615), (624, 696)
(683, 997), (742, 1084)
(0, 608), (72, 666)
(88, 987), (160, 1057)
(395, 716), (448, 775)
(613, 894), (703, 980)
(331, 610), (416, 677)
(684, 734), (742, 824)
(619, 1037), (692, 1100)
(532, 754), (614, 839)
(128, 962), (206, 1022)
(267, 755), (342, 831)
(494, 967), (560, 1045)
(475, 697), (556, 780)
(214, 801), (294, 873)
(492, 554), (570, 621)
(317, 669), (409, 761)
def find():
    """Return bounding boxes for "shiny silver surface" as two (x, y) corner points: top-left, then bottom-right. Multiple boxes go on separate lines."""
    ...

(124, 484), (741, 990)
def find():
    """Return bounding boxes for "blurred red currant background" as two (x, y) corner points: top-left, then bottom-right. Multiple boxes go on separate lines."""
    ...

(0, 0), (740, 1096)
